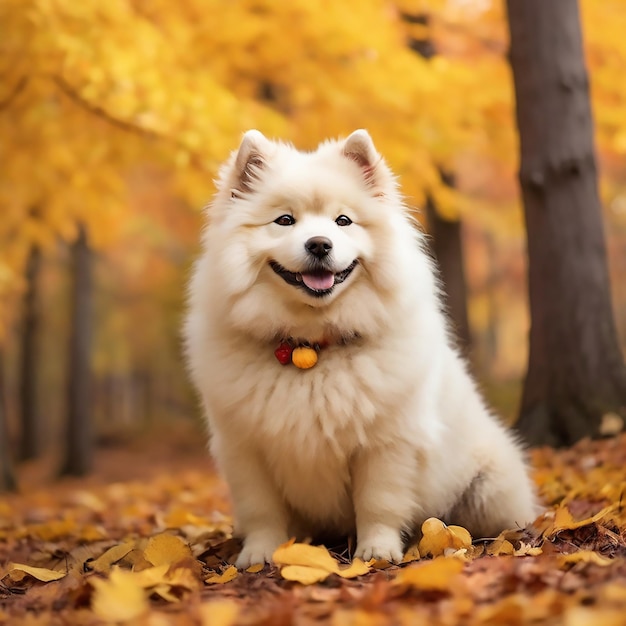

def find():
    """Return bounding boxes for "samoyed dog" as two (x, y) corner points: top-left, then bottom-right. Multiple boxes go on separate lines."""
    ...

(184, 130), (537, 568)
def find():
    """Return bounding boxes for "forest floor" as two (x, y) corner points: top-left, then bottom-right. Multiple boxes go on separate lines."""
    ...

(1, 423), (626, 626)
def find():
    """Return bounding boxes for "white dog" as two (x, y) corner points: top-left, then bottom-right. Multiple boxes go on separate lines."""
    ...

(184, 130), (538, 568)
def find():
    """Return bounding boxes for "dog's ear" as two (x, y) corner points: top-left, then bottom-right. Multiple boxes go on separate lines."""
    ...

(342, 130), (382, 191)
(231, 130), (269, 197)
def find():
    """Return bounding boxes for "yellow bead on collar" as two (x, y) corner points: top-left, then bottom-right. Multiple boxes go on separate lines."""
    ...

(291, 346), (318, 369)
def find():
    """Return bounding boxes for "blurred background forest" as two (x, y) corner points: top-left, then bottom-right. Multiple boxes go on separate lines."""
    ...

(1, 0), (626, 480)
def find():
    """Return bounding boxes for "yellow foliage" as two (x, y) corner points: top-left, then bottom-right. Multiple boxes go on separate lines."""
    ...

(5, 563), (66, 583)
(198, 600), (240, 626)
(205, 565), (238, 585)
(272, 541), (371, 584)
(417, 517), (472, 557)
(91, 568), (149, 622)
(143, 533), (192, 567)
(394, 556), (464, 591)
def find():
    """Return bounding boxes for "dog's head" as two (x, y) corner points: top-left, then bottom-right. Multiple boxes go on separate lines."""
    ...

(214, 130), (400, 298)
(203, 130), (422, 339)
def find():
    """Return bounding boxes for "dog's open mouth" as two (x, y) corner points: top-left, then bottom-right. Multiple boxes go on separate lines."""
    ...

(269, 260), (358, 297)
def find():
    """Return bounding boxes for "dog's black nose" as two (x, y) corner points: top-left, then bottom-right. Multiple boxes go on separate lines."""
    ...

(305, 236), (333, 259)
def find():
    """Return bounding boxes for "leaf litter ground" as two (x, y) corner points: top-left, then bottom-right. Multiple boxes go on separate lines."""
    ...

(1, 427), (626, 626)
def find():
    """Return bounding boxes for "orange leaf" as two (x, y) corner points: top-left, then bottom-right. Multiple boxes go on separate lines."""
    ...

(272, 542), (339, 574)
(337, 558), (370, 579)
(198, 600), (240, 626)
(143, 534), (192, 567)
(394, 557), (464, 591)
(205, 565), (238, 585)
(6, 563), (66, 582)
(91, 568), (149, 622)
(280, 565), (331, 584)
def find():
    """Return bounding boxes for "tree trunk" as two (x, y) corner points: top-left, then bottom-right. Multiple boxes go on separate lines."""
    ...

(507, 0), (626, 446)
(0, 351), (17, 492)
(61, 224), (94, 476)
(19, 244), (42, 461)
(425, 198), (472, 352)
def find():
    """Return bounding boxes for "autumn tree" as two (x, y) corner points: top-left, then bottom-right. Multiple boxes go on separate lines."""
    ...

(0, 351), (17, 492)
(61, 225), (94, 476)
(19, 241), (42, 461)
(507, 0), (626, 445)
(400, 11), (471, 350)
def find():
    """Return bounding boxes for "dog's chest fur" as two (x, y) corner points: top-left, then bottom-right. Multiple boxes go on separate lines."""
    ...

(207, 339), (421, 531)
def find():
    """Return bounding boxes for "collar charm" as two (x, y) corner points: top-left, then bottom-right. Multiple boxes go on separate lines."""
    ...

(274, 341), (320, 369)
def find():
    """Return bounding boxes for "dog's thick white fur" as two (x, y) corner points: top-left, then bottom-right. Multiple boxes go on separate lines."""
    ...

(184, 130), (538, 568)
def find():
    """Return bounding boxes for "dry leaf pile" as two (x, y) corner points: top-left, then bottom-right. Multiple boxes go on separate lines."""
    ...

(2, 434), (626, 625)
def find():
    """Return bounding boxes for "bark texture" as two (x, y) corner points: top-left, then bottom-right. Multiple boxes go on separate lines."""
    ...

(507, 0), (626, 446)
(426, 198), (471, 352)
(61, 224), (94, 476)
(19, 244), (42, 461)
(0, 352), (17, 492)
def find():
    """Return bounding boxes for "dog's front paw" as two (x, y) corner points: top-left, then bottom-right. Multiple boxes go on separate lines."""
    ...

(235, 531), (288, 569)
(355, 526), (404, 563)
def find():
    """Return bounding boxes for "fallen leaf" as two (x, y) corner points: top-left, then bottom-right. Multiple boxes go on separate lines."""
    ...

(558, 551), (613, 567)
(514, 542), (543, 557)
(337, 558), (370, 579)
(273, 542), (340, 573)
(394, 557), (464, 591)
(198, 600), (240, 626)
(143, 534), (192, 567)
(564, 606), (626, 626)
(6, 563), (67, 582)
(205, 565), (238, 585)
(332, 608), (387, 626)
(131, 564), (170, 588)
(280, 564), (331, 584)
(401, 544), (421, 563)
(486, 539), (515, 556)
(91, 568), (149, 622)
(88, 542), (135, 573)
(549, 503), (615, 534)
(245, 563), (264, 573)
(418, 518), (472, 557)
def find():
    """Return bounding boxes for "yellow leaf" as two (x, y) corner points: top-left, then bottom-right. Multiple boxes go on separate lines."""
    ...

(448, 525), (472, 549)
(143, 533), (192, 567)
(246, 563), (264, 573)
(272, 542), (339, 574)
(337, 558), (370, 579)
(394, 557), (464, 591)
(549, 504), (615, 534)
(558, 551), (613, 567)
(486, 539), (515, 556)
(89, 543), (135, 573)
(401, 544), (421, 564)
(198, 600), (239, 626)
(514, 542), (543, 557)
(91, 568), (149, 622)
(565, 607), (626, 626)
(152, 584), (179, 603)
(164, 563), (202, 592)
(418, 518), (472, 557)
(132, 564), (170, 587)
(205, 565), (238, 585)
(332, 609), (385, 626)
(280, 565), (331, 584)
(7, 563), (66, 582)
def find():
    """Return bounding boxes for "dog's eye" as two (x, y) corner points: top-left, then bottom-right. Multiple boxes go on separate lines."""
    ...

(274, 214), (296, 226)
(335, 215), (352, 227)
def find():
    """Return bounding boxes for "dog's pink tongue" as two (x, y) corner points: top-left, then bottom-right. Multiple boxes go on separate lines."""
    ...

(302, 272), (335, 291)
